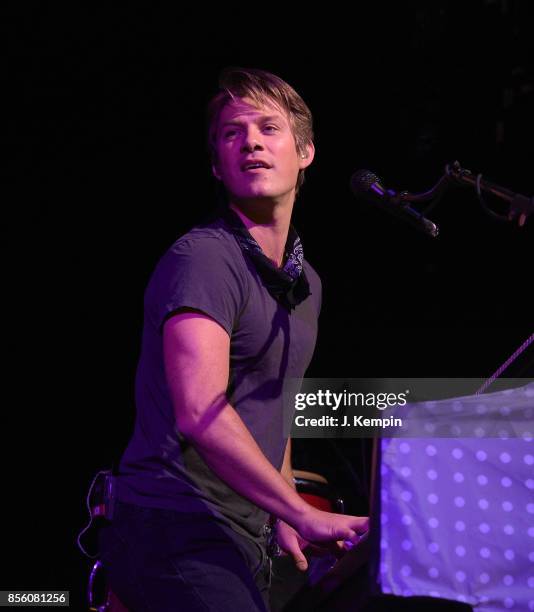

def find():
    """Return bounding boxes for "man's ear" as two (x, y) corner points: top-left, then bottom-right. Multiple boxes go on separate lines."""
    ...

(212, 161), (222, 181)
(298, 142), (315, 170)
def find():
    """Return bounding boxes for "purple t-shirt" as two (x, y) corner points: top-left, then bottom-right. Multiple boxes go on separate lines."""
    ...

(115, 216), (321, 543)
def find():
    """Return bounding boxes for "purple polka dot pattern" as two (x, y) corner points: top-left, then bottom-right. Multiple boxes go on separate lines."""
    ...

(379, 382), (534, 610)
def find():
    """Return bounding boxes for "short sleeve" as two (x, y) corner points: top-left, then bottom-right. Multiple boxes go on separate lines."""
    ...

(304, 260), (322, 318)
(145, 236), (247, 336)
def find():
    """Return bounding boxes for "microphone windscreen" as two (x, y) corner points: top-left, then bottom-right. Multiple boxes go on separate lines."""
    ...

(350, 169), (382, 195)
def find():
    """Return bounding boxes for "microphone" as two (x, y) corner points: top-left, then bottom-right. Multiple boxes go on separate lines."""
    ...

(350, 169), (439, 237)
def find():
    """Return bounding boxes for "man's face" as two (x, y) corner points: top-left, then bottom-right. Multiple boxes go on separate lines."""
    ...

(212, 97), (313, 205)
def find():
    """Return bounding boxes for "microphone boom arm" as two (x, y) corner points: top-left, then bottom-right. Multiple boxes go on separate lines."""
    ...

(398, 161), (533, 228)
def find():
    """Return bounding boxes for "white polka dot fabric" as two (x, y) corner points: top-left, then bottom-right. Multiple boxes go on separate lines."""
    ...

(380, 383), (534, 611)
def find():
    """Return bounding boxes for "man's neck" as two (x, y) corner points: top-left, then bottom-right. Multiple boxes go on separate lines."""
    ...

(229, 198), (294, 268)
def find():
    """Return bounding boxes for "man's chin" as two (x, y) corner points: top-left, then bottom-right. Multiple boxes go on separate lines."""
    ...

(233, 191), (273, 202)
(228, 185), (296, 206)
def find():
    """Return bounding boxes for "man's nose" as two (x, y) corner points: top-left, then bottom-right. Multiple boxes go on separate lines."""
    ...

(241, 130), (263, 153)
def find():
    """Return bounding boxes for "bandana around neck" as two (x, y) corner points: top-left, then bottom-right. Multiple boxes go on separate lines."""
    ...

(221, 207), (311, 310)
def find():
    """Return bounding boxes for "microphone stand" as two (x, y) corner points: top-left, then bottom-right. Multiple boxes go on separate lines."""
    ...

(444, 161), (533, 227)
(398, 160), (534, 228)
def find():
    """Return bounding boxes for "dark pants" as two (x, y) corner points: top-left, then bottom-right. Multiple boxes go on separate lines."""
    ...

(98, 500), (271, 612)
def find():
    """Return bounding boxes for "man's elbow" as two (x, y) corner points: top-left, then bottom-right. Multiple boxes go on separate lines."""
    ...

(173, 393), (228, 443)
(174, 411), (204, 443)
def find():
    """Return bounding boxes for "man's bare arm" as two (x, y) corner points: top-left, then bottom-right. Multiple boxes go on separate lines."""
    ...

(163, 311), (368, 543)
(280, 437), (295, 489)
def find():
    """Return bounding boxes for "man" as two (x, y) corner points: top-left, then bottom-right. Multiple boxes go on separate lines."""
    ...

(99, 67), (368, 612)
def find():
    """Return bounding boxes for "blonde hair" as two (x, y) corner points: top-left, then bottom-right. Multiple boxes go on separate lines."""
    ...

(207, 67), (314, 193)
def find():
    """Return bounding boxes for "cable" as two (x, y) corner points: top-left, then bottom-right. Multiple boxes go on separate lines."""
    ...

(76, 470), (110, 559)
(476, 332), (534, 395)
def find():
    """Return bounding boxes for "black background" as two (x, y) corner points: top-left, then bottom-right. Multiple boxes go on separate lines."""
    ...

(3, 3), (533, 609)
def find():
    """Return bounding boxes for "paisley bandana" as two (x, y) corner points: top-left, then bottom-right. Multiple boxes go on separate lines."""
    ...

(221, 207), (311, 310)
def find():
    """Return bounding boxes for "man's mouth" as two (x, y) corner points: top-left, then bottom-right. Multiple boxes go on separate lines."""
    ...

(241, 161), (271, 172)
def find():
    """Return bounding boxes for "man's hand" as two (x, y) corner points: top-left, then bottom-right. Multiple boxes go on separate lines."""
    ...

(294, 507), (369, 549)
(276, 511), (369, 572)
(276, 520), (310, 571)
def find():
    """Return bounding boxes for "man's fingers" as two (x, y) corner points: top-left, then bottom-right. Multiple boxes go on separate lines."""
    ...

(343, 529), (362, 545)
(337, 527), (357, 542)
(334, 540), (347, 557)
(342, 517), (369, 542)
(335, 517), (368, 542)
(297, 511), (369, 549)
(285, 537), (308, 571)
(353, 517), (370, 534)
(293, 552), (308, 571)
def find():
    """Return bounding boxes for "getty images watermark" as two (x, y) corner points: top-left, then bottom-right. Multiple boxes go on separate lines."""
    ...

(294, 389), (407, 429)
(282, 378), (534, 438)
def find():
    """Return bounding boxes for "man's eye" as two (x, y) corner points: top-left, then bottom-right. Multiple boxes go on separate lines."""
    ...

(224, 130), (237, 138)
(264, 125), (278, 132)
